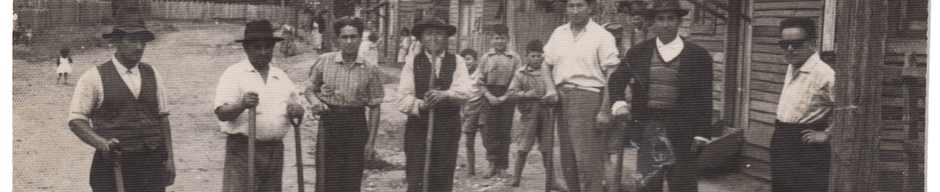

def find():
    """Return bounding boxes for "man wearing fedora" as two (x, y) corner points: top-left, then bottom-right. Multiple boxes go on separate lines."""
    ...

(396, 18), (475, 192)
(214, 20), (305, 192)
(304, 17), (385, 191)
(609, 0), (713, 191)
(68, 6), (175, 191)
(542, 0), (620, 191)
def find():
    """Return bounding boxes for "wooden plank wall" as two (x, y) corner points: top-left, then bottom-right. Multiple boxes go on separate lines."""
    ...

(741, 0), (824, 181)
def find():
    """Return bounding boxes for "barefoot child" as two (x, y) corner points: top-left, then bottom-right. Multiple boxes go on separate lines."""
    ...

(504, 40), (564, 191)
(56, 48), (73, 84)
(458, 48), (483, 175)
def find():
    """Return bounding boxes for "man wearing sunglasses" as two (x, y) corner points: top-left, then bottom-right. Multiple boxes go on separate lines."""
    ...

(771, 18), (835, 192)
(68, 7), (176, 191)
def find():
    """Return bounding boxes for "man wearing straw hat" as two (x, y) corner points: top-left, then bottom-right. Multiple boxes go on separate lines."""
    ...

(214, 20), (306, 192)
(396, 18), (475, 192)
(609, 0), (713, 191)
(68, 6), (175, 191)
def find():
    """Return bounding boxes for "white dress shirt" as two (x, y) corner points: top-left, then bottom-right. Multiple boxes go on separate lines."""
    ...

(397, 51), (475, 116)
(214, 60), (300, 141)
(776, 52), (835, 124)
(543, 19), (620, 89)
(68, 56), (170, 122)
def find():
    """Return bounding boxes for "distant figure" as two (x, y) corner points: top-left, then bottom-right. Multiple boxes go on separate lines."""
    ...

(504, 40), (565, 191)
(771, 18), (834, 192)
(56, 48), (73, 84)
(397, 28), (417, 66)
(309, 22), (323, 54)
(358, 29), (380, 66)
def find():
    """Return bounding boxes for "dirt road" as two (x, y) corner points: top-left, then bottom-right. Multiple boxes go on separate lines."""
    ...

(12, 21), (767, 192)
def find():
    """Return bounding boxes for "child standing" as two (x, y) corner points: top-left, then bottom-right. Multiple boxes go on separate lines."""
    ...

(56, 48), (73, 84)
(504, 40), (564, 191)
(472, 24), (522, 179)
(459, 48), (483, 175)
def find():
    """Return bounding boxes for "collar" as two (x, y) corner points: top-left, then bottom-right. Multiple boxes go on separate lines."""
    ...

(112, 56), (139, 75)
(332, 52), (366, 68)
(520, 65), (542, 76)
(236, 59), (282, 80)
(562, 19), (600, 39)
(795, 52), (823, 73)
(485, 48), (517, 58)
(655, 34), (684, 62)
(424, 51), (446, 60)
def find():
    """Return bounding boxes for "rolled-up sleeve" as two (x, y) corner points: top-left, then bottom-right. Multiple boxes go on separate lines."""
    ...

(597, 30), (621, 72)
(153, 67), (171, 115)
(367, 67), (386, 106)
(397, 58), (420, 116)
(542, 28), (562, 67)
(68, 69), (102, 122)
(443, 54), (474, 100)
(213, 68), (240, 112)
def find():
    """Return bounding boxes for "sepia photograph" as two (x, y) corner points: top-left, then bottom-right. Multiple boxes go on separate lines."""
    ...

(11, 0), (927, 191)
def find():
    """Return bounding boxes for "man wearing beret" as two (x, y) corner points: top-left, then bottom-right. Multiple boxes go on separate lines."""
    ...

(214, 20), (306, 192)
(68, 7), (175, 191)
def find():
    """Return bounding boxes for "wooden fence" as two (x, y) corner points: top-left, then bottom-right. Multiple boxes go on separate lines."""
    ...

(149, 0), (297, 24)
(15, 0), (111, 31)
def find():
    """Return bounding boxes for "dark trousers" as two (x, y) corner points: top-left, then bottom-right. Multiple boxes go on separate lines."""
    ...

(482, 100), (514, 169)
(404, 106), (462, 192)
(638, 119), (699, 192)
(90, 147), (167, 192)
(316, 106), (368, 192)
(223, 135), (284, 192)
(771, 120), (831, 192)
(557, 87), (606, 191)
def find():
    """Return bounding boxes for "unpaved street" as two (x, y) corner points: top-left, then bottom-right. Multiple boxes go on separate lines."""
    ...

(13, 21), (766, 192)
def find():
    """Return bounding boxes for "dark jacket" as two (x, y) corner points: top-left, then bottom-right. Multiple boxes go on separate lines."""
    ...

(609, 37), (713, 138)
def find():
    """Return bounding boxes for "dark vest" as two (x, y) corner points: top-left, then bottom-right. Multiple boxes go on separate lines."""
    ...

(90, 61), (163, 151)
(413, 52), (457, 99)
(647, 48), (681, 109)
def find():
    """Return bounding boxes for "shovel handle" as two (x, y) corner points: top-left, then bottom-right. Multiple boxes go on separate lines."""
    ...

(113, 150), (125, 192)
(291, 117), (305, 192)
(247, 107), (257, 192)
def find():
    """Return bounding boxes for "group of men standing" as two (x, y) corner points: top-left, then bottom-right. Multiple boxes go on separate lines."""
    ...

(67, 0), (835, 191)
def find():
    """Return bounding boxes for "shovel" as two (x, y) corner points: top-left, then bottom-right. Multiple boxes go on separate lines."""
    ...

(110, 139), (125, 192)
(422, 77), (436, 192)
(290, 117), (305, 192)
(248, 107), (257, 192)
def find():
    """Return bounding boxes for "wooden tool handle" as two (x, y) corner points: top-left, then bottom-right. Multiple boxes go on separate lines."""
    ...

(247, 107), (257, 192)
(292, 117), (305, 192)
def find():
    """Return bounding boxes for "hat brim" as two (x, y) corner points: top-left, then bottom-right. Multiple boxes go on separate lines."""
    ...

(102, 29), (156, 42)
(235, 37), (286, 43)
(413, 24), (457, 38)
(643, 9), (689, 18)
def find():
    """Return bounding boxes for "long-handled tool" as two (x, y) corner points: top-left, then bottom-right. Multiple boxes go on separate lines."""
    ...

(422, 76), (436, 192)
(290, 117), (305, 192)
(248, 107), (257, 192)
(110, 139), (125, 192)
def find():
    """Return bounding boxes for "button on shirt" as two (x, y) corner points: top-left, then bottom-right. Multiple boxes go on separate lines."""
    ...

(69, 57), (170, 122)
(306, 52), (385, 107)
(214, 60), (300, 141)
(397, 51), (475, 116)
(472, 49), (523, 87)
(543, 19), (620, 88)
(776, 52), (835, 124)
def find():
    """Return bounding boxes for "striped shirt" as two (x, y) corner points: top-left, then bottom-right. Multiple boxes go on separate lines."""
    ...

(776, 52), (835, 124)
(306, 52), (385, 108)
